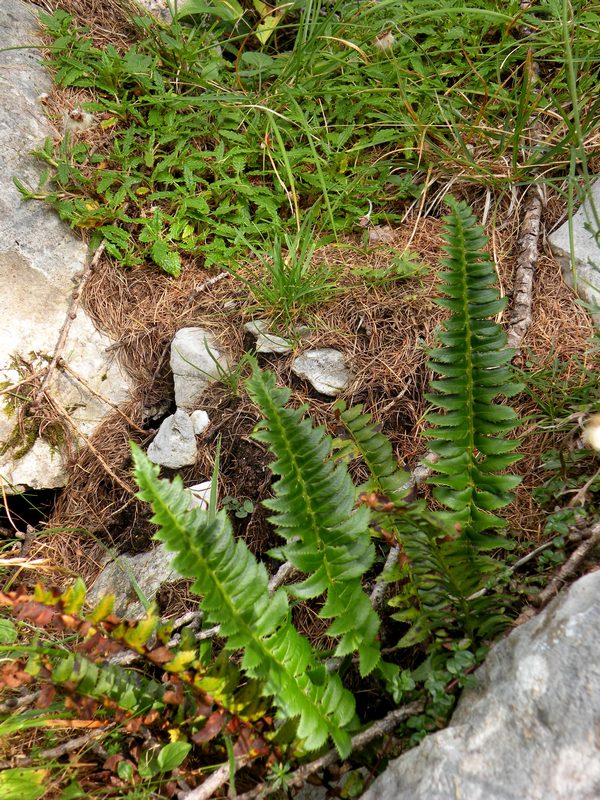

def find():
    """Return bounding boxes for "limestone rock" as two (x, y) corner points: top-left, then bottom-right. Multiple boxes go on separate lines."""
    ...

(362, 570), (600, 800)
(0, 1), (132, 492)
(147, 410), (197, 468)
(291, 349), (350, 396)
(87, 543), (178, 619)
(549, 180), (600, 325)
(170, 327), (228, 410)
(190, 409), (210, 435)
(244, 319), (292, 354)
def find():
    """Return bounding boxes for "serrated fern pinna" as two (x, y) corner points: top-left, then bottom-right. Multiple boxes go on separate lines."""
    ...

(246, 368), (383, 678)
(132, 445), (355, 757)
(425, 198), (522, 547)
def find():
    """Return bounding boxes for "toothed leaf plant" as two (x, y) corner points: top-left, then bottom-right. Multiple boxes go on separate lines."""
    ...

(425, 197), (523, 547)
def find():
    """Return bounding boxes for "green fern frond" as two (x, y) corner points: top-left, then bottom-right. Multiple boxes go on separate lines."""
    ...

(132, 445), (354, 756)
(425, 198), (523, 546)
(334, 401), (411, 501)
(246, 366), (381, 676)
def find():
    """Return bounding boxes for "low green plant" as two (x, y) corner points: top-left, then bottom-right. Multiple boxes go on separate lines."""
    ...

(229, 222), (340, 325)
(1, 200), (526, 789)
(424, 198), (523, 548)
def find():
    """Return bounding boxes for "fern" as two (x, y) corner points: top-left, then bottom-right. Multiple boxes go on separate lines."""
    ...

(132, 445), (355, 757)
(246, 367), (382, 677)
(334, 401), (411, 502)
(425, 198), (522, 547)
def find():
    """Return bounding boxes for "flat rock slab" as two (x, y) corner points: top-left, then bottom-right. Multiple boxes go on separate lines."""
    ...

(291, 349), (350, 396)
(244, 319), (292, 354)
(0, 0), (132, 491)
(362, 570), (600, 800)
(170, 327), (228, 411)
(549, 180), (600, 325)
(87, 543), (178, 619)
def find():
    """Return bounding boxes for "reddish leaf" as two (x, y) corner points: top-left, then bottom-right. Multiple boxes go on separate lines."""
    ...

(37, 683), (56, 708)
(191, 709), (227, 743)
(147, 646), (173, 665)
(103, 754), (124, 772)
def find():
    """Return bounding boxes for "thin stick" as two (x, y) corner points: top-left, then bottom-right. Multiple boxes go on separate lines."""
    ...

(515, 521), (600, 624)
(507, 180), (543, 353)
(32, 241), (106, 406)
(57, 360), (145, 433)
(179, 755), (251, 800)
(370, 546), (399, 611)
(268, 560), (299, 593)
(48, 395), (135, 495)
(234, 700), (425, 800)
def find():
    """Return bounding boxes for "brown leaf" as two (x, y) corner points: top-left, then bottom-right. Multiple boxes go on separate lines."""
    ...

(103, 754), (124, 772)
(191, 709), (227, 743)
(147, 646), (173, 665)
(37, 683), (56, 709)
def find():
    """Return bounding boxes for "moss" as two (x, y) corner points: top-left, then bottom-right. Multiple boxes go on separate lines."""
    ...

(43, 422), (66, 450)
(0, 417), (39, 459)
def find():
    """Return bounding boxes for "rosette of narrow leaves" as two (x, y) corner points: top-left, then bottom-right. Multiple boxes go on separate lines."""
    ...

(425, 198), (522, 546)
(246, 366), (381, 677)
(132, 445), (354, 756)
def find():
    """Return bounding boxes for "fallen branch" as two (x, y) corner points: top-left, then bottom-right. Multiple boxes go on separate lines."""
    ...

(235, 700), (425, 800)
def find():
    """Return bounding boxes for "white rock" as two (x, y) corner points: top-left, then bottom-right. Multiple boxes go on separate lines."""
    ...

(188, 480), (212, 510)
(190, 409), (210, 435)
(549, 179), (600, 325)
(170, 327), (228, 411)
(147, 410), (197, 468)
(244, 319), (293, 354)
(0, 2), (132, 492)
(291, 349), (350, 396)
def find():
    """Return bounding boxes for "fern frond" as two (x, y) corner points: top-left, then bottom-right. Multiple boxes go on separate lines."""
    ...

(426, 198), (522, 546)
(132, 445), (355, 756)
(334, 401), (411, 501)
(245, 366), (381, 676)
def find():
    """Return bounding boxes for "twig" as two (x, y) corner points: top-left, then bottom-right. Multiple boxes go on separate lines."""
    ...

(370, 546), (400, 611)
(235, 700), (425, 800)
(48, 395), (135, 495)
(57, 359), (145, 433)
(32, 241), (105, 407)
(268, 560), (299, 593)
(179, 755), (251, 800)
(190, 271), (229, 299)
(515, 521), (600, 624)
(507, 180), (544, 353)
(0, 690), (39, 715)
(37, 725), (114, 760)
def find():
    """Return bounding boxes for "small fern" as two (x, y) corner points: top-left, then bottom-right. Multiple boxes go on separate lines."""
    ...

(334, 401), (412, 502)
(425, 198), (523, 547)
(246, 366), (382, 677)
(132, 445), (355, 756)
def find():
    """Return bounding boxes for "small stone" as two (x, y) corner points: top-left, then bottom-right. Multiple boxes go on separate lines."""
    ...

(244, 319), (293, 354)
(188, 480), (212, 510)
(170, 327), (228, 411)
(549, 179), (600, 325)
(147, 410), (197, 468)
(190, 410), (210, 435)
(291, 349), (350, 396)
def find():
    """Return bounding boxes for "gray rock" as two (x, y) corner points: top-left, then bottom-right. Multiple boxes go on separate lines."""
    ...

(147, 410), (197, 468)
(87, 543), (178, 619)
(363, 570), (600, 800)
(549, 180), (600, 324)
(244, 319), (292, 354)
(170, 327), (228, 410)
(291, 349), (350, 396)
(188, 481), (212, 510)
(0, 1), (132, 491)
